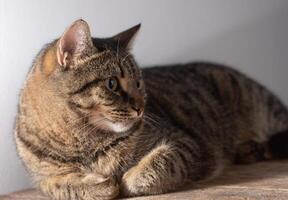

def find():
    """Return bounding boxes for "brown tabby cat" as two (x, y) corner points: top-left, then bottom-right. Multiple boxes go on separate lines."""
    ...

(15, 19), (288, 200)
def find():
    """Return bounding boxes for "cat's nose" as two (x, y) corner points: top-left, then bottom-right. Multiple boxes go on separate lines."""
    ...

(129, 95), (144, 116)
(131, 106), (143, 116)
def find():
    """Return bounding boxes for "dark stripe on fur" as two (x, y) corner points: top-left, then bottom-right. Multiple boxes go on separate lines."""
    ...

(69, 79), (101, 95)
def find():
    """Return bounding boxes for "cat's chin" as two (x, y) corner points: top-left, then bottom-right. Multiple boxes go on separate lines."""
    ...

(104, 120), (136, 133)
(89, 113), (139, 133)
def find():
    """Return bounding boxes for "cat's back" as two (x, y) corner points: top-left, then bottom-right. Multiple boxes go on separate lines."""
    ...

(143, 62), (247, 88)
(142, 62), (238, 134)
(142, 62), (247, 107)
(142, 62), (288, 142)
(142, 62), (273, 107)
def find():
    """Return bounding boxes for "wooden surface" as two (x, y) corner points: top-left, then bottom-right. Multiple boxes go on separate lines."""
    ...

(1, 161), (288, 200)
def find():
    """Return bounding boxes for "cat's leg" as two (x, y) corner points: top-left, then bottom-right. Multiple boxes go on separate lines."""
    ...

(234, 140), (272, 164)
(121, 142), (179, 196)
(234, 129), (288, 164)
(39, 172), (119, 200)
(121, 138), (222, 197)
(268, 130), (288, 159)
(16, 136), (119, 200)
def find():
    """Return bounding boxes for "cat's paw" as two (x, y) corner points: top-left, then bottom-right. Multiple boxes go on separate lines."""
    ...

(83, 175), (119, 200)
(39, 173), (119, 200)
(121, 167), (138, 197)
(82, 173), (109, 184)
(120, 166), (153, 197)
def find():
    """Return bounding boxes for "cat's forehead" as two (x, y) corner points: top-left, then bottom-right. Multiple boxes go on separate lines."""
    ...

(75, 50), (140, 79)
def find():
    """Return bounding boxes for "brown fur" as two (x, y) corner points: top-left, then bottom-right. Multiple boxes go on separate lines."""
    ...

(15, 20), (288, 200)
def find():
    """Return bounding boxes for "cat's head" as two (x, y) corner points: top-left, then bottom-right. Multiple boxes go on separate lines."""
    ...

(41, 19), (146, 133)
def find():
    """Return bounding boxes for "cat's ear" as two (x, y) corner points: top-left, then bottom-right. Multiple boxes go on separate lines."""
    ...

(112, 24), (141, 50)
(56, 19), (96, 68)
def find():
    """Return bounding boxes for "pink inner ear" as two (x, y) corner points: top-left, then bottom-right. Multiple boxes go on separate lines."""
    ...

(56, 43), (69, 67)
(56, 19), (93, 67)
(61, 30), (77, 54)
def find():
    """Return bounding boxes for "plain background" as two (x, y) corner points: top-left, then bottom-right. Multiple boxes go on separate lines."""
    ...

(0, 0), (288, 195)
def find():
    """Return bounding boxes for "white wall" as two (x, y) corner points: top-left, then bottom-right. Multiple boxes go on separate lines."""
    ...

(1, 0), (288, 195)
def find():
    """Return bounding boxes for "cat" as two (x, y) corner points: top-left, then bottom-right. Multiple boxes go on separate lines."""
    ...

(15, 19), (288, 200)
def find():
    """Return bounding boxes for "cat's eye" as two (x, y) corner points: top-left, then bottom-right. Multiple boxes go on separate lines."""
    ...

(136, 80), (142, 89)
(106, 78), (118, 91)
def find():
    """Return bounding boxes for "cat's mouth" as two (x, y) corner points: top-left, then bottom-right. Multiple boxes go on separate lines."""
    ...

(90, 113), (141, 133)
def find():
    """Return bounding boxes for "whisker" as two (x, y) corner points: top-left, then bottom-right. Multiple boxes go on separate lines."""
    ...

(86, 118), (107, 135)
(143, 113), (162, 128)
(120, 53), (131, 66)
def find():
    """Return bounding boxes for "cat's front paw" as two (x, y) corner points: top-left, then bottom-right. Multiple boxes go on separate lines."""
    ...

(82, 174), (120, 200)
(40, 173), (119, 200)
(121, 166), (138, 197)
(121, 166), (157, 197)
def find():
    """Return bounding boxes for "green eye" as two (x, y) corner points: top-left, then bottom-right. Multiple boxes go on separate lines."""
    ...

(106, 78), (118, 91)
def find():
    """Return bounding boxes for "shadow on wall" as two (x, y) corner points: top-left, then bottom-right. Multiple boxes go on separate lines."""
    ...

(168, 7), (288, 105)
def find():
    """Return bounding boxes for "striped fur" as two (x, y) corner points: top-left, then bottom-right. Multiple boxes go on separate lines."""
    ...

(15, 20), (288, 199)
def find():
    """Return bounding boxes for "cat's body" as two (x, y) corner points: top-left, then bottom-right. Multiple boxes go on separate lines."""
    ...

(143, 63), (288, 163)
(15, 20), (288, 200)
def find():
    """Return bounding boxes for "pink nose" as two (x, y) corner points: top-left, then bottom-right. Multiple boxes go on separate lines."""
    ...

(132, 106), (143, 116)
